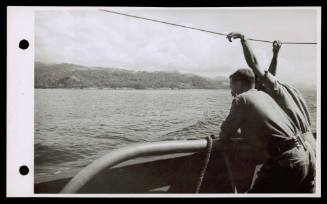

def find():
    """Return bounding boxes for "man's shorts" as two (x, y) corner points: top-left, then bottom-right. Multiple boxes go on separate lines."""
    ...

(248, 144), (315, 193)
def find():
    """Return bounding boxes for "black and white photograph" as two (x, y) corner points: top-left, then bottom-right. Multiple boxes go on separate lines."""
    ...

(6, 6), (321, 197)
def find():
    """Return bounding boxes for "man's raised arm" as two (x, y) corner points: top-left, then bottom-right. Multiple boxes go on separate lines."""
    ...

(268, 40), (282, 76)
(227, 32), (265, 79)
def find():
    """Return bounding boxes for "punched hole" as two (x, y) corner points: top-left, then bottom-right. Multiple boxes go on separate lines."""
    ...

(19, 165), (29, 176)
(19, 39), (29, 50)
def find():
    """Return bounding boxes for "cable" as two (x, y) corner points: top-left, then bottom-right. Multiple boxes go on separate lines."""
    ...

(101, 9), (227, 37)
(195, 135), (214, 193)
(100, 9), (317, 45)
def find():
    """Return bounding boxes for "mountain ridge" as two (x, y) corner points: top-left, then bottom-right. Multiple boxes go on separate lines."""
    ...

(35, 62), (230, 89)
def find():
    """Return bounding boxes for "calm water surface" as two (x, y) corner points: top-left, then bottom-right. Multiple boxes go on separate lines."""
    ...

(35, 89), (316, 183)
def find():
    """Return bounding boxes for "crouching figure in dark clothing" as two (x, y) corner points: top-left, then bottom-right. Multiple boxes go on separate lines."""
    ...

(218, 68), (315, 193)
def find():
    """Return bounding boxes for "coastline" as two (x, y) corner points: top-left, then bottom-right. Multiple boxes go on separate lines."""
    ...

(34, 87), (230, 90)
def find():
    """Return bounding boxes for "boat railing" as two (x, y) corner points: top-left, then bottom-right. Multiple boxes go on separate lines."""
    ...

(60, 138), (257, 194)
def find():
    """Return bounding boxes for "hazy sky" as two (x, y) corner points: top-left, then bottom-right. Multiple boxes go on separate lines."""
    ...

(35, 8), (319, 86)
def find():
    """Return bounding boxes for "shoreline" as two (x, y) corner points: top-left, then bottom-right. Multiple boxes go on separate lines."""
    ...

(34, 87), (230, 90)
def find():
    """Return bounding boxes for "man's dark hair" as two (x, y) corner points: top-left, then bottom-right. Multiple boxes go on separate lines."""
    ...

(229, 69), (255, 87)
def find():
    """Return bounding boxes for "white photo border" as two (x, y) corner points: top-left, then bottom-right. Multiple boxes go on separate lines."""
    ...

(6, 6), (321, 197)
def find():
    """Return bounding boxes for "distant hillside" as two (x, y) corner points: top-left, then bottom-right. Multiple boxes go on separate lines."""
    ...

(35, 62), (229, 89)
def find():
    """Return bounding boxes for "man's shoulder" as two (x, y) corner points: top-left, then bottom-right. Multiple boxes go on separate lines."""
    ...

(263, 72), (302, 95)
(238, 89), (272, 104)
(273, 80), (305, 100)
(239, 89), (265, 98)
(278, 82), (301, 93)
